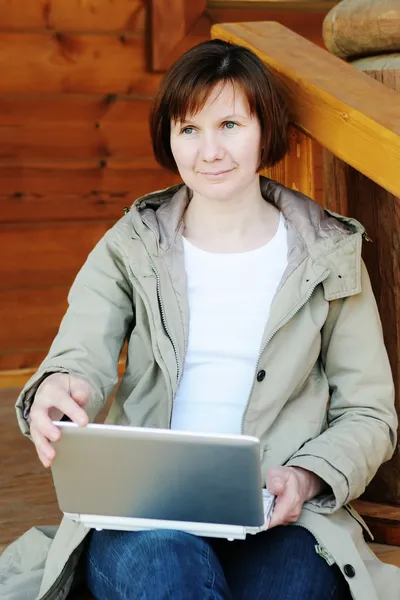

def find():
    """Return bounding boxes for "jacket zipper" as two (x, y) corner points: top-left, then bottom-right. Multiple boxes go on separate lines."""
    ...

(292, 521), (336, 566)
(39, 561), (73, 600)
(151, 264), (181, 383)
(240, 270), (330, 433)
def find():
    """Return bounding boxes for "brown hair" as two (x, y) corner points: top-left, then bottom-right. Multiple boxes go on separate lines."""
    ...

(150, 39), (290, 174)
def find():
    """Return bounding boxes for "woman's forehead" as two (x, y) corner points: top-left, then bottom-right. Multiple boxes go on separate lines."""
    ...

(176, 82), (251, 121)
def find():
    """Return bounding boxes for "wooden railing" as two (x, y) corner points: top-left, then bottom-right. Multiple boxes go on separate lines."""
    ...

(211, 21), (400, 197)
(211, 21), (400, 541)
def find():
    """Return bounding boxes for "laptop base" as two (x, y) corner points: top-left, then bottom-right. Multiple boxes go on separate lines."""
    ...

(65, 512), (270, 541)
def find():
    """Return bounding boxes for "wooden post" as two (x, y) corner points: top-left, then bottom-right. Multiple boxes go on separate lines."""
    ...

(323, 1), (400, 537)
(264, 126), (324, 205)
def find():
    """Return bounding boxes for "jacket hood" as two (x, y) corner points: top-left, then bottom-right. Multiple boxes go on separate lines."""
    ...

(127, 176), (366, 300)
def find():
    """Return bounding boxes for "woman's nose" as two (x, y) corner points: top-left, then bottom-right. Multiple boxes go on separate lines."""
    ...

(201, 133), (224, 162)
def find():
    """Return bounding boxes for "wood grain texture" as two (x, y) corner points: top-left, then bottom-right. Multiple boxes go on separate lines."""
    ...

(209, 5), (334, 48)
(209, 0), (336, 7)
(150, 0), (206, 71)
(150, 0), (338, 72)
(322, 63), (400, 506)
(1, 220), (114, 289)
(352, 53), (400, 79)
(0, 286), (69, 353)
(0, 159), (181, 195)
(0, 94), (153, 160)
(323, 0), (400, 59)
(0, 387), (113, 549)
(0, 192), (143, 224)
(0, 359), (126, 388)
(264, 126), (323, 204)
(370, 543), (400, 567)
(0, 351), (57, 372)
(211, 21), (400, 199)
(0, 0), (146, 34)
(347, 169), (400, 505)
(0, 32), (162, 95)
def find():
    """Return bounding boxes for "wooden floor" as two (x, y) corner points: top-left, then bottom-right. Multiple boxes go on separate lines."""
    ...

(1, 388), (399, 570)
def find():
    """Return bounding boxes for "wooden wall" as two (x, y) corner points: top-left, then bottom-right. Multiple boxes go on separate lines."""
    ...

(0, 0), (334, 377)
(0, 1), (182, 374)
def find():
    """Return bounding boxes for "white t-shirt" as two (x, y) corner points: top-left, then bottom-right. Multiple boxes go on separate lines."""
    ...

(170, 213), (288, 435)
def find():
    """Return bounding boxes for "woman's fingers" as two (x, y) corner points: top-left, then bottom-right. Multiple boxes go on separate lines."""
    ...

(35, 383), (88, 426)
(29, 373), (91, 467)
(68, 376), (90, 407)
(30, 426), (57, 468)
(267, 467), (303, 528)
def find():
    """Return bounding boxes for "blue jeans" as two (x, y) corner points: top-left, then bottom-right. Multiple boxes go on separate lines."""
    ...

(85, 526), (351, 599)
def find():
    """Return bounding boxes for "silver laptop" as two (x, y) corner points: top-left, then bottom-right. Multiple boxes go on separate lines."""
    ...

(50, 422), (275, 540)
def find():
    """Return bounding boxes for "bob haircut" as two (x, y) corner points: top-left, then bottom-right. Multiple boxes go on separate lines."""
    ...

(150, 39), (290, 174)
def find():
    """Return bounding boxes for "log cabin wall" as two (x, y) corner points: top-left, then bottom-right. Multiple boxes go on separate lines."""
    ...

(0, 0), (336, 382)
(0, 0), (178, 377)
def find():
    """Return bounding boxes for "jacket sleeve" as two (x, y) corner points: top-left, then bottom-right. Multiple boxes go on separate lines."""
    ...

(15, 228), (133, 437)
(286, 261), (398, 510)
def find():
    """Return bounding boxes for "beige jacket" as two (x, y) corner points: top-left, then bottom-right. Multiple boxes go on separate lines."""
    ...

(1, 177), (399, 599)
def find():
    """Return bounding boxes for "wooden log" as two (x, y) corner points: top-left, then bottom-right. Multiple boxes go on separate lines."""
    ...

(323, 54), (400, 507)
(1, 221), (115, 290)
(323, 0), (400, 59)
(0, 94), (153, 160)
(0, 0), (146, 34)
(0, 159), (181, 196)
(0, 350), (58, 372)
(0, 33), (162, 95)
(0, 286), (69, 354)
(151, 0), (206, 71)
(0, 192), (140, 224)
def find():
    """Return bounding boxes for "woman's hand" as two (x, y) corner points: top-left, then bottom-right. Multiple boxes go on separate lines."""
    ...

(29, 373), (90, 468)
(267, 466), (327, 528)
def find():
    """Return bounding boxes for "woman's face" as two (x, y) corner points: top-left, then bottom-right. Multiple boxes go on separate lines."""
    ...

(170, 82), (262, 202)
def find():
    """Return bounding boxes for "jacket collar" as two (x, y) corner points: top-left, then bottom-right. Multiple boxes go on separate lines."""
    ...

(130, 176), (365, 300)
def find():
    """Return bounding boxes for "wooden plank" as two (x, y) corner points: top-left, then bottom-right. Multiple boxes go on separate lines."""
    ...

(0, 354), (125, 390)
(361, 518), (400, 547)
(321, 60), (400, 506)
(0, 159), (181, 195)
(0, 358), (127, 388)
(263, 126), (323, 204)
(1, 221), (116, 290)
(0, 0), (145, 34)
(0, 94), (152, 160)
(0, 389), (62, 547)
(0, 33), (162, 94)
(353, 501), (400, 521)
(370, 544), (400, 567)
(208, 7), (330, 47)
(0, 286), (69, 352)
(0, 389), (117, 548)
(211, 22), (400, 199)
(150, 0), (206, 71)
(209, 1), (336, 8)
(0, 351), (50, 372)
(0, 192), (137, 223)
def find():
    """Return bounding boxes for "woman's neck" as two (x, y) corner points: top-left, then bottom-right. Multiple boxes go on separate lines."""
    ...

(183, 184), (281, 253)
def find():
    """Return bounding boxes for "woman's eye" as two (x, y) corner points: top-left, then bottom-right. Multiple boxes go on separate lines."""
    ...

(182, 127), (195, 135)
(224, 121), (237, 130)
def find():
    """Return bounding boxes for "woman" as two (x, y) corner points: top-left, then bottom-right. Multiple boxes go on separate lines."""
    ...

(9, 40), (400, 599)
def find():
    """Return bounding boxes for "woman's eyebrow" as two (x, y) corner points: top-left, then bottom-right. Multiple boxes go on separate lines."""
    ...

(179, 113), (247, 124)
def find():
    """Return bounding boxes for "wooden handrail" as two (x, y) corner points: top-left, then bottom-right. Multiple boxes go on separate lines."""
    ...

(211, 22), (400, 198)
